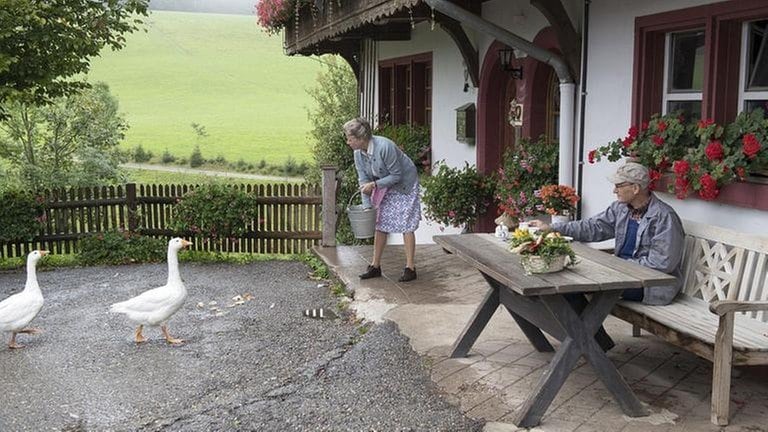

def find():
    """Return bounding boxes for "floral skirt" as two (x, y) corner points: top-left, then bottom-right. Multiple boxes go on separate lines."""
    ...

(376, 182), (421, 233)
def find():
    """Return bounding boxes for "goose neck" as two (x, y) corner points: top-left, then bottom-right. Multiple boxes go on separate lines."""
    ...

(25, 260), (40, 293)
(167, 249), (182, 284)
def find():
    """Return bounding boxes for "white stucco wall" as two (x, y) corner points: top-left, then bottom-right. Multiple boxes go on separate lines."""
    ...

(378, 21), (477, 170)
(583, 0), (768, 234)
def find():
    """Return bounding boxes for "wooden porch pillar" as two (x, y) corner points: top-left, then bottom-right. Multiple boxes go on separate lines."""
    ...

(321, 166), (338, 247)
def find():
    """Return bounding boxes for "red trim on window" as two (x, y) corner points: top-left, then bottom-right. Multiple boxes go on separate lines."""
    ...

(634, 0), (768, 211)
(659, 176), (768, 211)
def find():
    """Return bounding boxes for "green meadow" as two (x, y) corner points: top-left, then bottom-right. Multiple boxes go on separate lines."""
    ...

(87, 10), (322, 165)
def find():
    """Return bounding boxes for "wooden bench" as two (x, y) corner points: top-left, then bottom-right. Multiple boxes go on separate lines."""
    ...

(612, 220), (768, 425)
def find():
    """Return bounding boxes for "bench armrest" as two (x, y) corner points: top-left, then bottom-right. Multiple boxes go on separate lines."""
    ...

(709, 300), (768, 316)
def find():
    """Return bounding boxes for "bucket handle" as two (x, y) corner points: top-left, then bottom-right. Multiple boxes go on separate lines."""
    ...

(347, 190), (365, 208)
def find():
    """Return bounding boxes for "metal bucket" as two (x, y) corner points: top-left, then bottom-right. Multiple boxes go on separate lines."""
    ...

(346, 191), (376, 239)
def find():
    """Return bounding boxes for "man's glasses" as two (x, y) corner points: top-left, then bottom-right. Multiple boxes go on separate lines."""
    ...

(614, 182), (634, 189)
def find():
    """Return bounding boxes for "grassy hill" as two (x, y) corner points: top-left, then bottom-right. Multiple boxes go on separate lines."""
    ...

(87, 10), (321, 166)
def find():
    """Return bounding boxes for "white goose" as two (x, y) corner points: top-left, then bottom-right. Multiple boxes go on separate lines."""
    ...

(110, 238), (192, 344)
(0, 250), (49, 349)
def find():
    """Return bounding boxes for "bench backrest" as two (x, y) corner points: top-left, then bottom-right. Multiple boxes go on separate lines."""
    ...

(681, 220), (768, 322)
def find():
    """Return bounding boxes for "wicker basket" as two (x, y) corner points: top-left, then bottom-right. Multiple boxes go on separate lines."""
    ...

(520, 254), (567, 274)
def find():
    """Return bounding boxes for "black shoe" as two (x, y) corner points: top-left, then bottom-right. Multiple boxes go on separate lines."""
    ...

(398, 267), (417, 282)
(359, 265), (381, 279)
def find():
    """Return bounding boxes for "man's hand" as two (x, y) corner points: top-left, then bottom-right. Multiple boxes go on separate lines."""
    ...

(528, 220), (550, 231)
(360, 182), (376, 195)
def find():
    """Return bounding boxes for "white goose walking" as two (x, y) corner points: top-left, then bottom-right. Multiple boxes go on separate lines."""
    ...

(0, 250), (49, 349)
(110, 238), (192, 344)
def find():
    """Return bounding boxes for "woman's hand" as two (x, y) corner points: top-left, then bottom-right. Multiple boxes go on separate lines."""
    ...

(360, 182), (376, 195)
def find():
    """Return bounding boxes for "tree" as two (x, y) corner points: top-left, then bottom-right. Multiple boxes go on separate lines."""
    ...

(305, 57), (359, 243)
(0, 82), (128, 190)
(0, 0), (149, 118)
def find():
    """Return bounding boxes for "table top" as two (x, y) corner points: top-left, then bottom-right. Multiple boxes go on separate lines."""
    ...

(433, 233), (678, 296)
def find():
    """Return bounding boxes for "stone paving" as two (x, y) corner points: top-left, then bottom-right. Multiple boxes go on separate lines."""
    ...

(314, 243), (768, 432)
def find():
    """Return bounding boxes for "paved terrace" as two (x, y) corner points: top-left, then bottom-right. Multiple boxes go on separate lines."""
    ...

(314, 243), (768, 432)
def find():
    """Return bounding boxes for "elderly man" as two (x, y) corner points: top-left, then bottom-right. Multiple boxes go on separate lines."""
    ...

(531, 162), (685, 305)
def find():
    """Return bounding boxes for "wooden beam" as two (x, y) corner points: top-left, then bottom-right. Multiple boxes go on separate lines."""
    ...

(530, 0), (581, 81)
(434, 13), (479, 87)
(336, 41), (361, 83)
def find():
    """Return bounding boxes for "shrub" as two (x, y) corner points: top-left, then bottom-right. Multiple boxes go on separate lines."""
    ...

(173, 184), (257, 240)
(161, 149), (176, 164)
(0, 189), (46, 242)
(304, 57), (360, 244)
(132, 145), (153, 163)
(422, 162), (495, 228)
(375, 123), (431, 175)
(189, 145), (204, 168)
(78, 231), (167, 265)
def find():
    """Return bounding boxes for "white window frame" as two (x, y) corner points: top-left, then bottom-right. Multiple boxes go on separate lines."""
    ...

(739, 20), (768, 113)
(662, 31), (704, 115)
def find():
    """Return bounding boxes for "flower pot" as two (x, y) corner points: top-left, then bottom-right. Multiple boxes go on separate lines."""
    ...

(520, 254), (567, 274)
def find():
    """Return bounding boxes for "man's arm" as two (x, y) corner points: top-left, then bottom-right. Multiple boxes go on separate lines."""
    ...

(551, 204), (618, 243)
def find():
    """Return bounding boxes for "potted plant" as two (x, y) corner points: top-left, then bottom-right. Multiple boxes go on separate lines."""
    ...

(496, 136), (558, 224)
(421, 161), (496, 230)
(538, 184), (580, 224)
(508, 228), (577, 274)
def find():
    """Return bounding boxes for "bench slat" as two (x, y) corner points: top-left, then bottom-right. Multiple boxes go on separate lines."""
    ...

(616, 296), (768, 352)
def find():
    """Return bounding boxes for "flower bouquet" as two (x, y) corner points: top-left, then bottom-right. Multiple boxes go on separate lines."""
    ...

(508, 228), (577, 274)
(538, 184), (580, 219)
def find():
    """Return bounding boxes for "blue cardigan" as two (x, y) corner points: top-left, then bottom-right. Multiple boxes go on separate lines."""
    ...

(353, 135), (418, 208)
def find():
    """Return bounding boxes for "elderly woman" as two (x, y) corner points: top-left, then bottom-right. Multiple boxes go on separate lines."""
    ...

(343, 117), (420, 283)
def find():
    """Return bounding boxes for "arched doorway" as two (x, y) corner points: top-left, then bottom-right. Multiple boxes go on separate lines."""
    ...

(476, 41), (520, 232)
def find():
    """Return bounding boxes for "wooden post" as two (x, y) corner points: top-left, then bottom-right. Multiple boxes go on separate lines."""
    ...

(321, 165), (337, 247)
(125, 183), (138, 234)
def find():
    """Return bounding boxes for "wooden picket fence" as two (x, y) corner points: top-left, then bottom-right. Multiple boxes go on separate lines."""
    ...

(0, 182), (324, 258)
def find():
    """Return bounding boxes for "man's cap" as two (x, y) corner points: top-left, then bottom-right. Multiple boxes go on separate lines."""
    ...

(607, 162), (650, 189)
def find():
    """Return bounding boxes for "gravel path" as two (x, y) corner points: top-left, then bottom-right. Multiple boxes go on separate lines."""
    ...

(0, 261), (482, 431)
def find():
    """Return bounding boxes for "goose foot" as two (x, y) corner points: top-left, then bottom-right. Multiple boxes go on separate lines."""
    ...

(19, 327), (42, 335)
(134, 325), (147, 344)
(161, 324), (184, 345)
(8, 332), (25, 349)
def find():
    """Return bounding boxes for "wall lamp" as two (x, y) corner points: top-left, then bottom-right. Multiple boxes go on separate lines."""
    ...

(498, 48), (523, 80)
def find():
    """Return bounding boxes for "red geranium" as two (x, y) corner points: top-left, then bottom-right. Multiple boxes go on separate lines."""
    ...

(698, 173), (719, 200)
(704, 140), (724, 161)
(588, 149), (597, 164)
(743, 133), (761, 159)
(673, 160), (690, 176)
(652, 135), (664, 147)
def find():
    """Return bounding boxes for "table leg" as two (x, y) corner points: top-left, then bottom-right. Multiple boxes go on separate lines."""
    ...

(565, 293), (615, 352)
(450, 286), (499, 358)
(513, 291), (646, 428)
(483, 273), (554, 352)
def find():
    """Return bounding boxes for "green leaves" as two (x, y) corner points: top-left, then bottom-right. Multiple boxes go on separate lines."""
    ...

(0, 0), (150, 117)
(172, 184), (257, 240)
(422, 162), (495, 228)
(0, 189), (45, 242)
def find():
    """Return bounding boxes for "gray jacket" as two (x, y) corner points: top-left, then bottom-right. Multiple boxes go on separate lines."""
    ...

(354, 135), (418, 208)
(551, 193), (685, 305)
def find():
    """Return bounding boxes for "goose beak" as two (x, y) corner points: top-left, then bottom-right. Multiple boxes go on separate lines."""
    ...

(181, 240), (193, 248)
(39, 250), (50, 256)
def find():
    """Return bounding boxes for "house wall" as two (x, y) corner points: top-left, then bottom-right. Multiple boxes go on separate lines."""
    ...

(378, 22), (477, 170)
(583, 0), (768, 236)
(376, 0), (579, 244)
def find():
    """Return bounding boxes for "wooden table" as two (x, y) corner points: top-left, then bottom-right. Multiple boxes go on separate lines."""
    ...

(433, 233), (678, 428)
